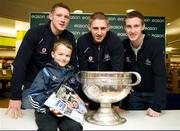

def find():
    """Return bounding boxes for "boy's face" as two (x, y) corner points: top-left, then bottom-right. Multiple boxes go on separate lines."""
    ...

(124, 17), (145, 43)
(88, 19), (109, 43)
(51, 44), (72, 67)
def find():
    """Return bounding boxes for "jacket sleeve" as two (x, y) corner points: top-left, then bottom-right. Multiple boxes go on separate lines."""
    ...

(66, 71), (80, 92)
(11, 28), (39, 100)
(27, 69), (50, 113)
(66, 73), (87, 104)
(151, 39), (167, 112)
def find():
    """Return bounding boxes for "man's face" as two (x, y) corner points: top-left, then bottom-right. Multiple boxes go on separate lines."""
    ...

(88, 19), (109, 43)
(49, 7), (70, 33)
(124, 17), (145, 43)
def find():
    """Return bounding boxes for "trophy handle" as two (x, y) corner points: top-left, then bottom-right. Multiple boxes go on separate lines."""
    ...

(127, 72), (141, 86)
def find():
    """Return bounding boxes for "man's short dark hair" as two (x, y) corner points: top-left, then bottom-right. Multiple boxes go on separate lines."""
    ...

(124, 10), (145, 25)
(51, 3), (70, 13)
(89, 12), (109, 26)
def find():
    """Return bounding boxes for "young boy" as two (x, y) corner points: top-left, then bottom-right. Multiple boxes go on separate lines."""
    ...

(27, 39), (84, 131)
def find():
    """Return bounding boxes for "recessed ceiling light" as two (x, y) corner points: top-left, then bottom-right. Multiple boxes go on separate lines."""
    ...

(73, 10), (83, 13)
(126, 9), (135, 13)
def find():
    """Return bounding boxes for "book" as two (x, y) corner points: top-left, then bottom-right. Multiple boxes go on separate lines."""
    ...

(44, 84), (86, 124)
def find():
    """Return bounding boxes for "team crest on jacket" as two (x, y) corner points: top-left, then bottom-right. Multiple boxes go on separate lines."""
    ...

(88, 56), (94, 62)
(125, 57), (131, 63)
(144, 58), (151, 66)
(40, 48), (47, 54)
(52, 75), (57, 80)
(104, 54), (110, 61)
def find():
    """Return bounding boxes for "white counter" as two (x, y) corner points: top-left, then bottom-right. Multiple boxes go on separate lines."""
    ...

(0, 108), (179, 130)
(0, 108), (37, 130)
(84, 110), (180, 130)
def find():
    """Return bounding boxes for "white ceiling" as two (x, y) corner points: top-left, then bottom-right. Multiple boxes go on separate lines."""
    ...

(0, 0), (180, 53)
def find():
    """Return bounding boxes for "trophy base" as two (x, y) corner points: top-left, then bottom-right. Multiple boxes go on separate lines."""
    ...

(85, 106), (126, 126)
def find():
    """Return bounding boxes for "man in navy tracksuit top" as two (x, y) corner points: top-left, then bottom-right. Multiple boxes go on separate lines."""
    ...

(6, 3), (77, 119)
(123, 10), (166, 117)
(77, 31), (124, 71)
(77, 12), (124, 111)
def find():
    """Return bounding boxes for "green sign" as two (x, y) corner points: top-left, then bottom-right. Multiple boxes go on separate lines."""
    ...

(30, 12), (165, 45)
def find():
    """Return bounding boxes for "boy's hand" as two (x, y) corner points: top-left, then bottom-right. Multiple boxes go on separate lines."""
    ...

(49, 108), (63, 117)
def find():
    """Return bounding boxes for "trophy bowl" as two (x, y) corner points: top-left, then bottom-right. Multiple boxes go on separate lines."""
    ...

(79, 71), (141, 126)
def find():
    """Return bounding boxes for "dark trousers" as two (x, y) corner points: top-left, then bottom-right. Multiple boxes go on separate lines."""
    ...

(35, 111), (82, 131)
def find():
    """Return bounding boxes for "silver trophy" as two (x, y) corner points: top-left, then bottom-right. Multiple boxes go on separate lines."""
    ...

(78, 71), (141, 126)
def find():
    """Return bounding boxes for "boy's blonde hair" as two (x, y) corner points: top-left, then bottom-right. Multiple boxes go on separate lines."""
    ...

(52, 39), (73, 52)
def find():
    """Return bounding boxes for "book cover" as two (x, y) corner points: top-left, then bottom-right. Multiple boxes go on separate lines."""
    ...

(44, 84), (86, 124)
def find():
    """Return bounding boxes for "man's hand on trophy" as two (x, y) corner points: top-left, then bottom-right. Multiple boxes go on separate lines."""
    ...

(112, 106), (127, 116)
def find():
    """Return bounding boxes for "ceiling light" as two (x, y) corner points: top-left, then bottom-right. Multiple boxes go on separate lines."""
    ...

(73, 10), (83, 13)
(126, 9), (135, 13)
